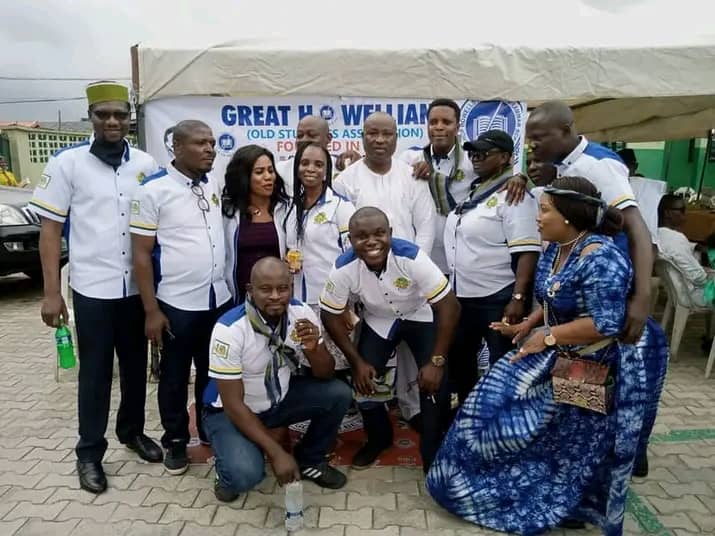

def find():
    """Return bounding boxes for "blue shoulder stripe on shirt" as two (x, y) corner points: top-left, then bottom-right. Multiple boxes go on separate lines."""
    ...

(53, 140), (90, 157)
(140, 168), (169, 185)
(391, 238), (419, 259)
(289, 298), (304, 306)
(583, 142), (625, 164)
(332, 191), (350, 202)
(335, 248), (359, 269)
(217, 303), (247, 327)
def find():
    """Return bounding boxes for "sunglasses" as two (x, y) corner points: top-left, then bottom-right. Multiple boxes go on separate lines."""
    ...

(468, 149), (502, 162)
(191, 184), (210, 213)
(93, 110), (130, 121)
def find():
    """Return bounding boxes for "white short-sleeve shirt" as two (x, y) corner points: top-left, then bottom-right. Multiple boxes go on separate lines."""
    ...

(204, 299), (319, 413)
(630, 176), (667, 245)
(400, 145), (475, 272)
(29, 139), (159, 299)
(319, 238), (450, 339)
(130, 163), (231, 311)
(332, 158), (437, 254)
(444, 184), (542, 298)
(556, 137), (637, 211)
(284, 188), (355, 304)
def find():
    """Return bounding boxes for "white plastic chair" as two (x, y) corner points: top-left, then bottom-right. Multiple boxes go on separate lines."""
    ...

(655, 257), (715, 377)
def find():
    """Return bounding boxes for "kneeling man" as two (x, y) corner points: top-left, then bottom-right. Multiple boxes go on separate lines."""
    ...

(203, 257), (351, 501)
(320, 207), (461, 473)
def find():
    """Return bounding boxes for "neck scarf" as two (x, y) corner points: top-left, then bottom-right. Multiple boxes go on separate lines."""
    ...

(454, 168), (512, 215)
(90, 138), (127, 170)
(245, 297), (299, 408)
(422, 142), (466, 216)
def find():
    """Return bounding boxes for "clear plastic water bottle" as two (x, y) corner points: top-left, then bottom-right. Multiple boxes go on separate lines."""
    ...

(55, 319), (76, 369)
(477, 340), (490, 377)
(284, 480), (304, 532)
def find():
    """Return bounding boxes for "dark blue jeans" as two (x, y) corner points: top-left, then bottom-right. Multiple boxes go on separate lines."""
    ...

(356, 320), (449, 472)
(449, 284), (515, 403)
(73, 292), (147, 462)
(202, 376), (352, 493)
(158, 299), (232, 447)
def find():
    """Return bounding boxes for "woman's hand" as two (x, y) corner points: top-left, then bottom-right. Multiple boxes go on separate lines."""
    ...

(490, 319), (531, 344)
(510, 328), (547, 363)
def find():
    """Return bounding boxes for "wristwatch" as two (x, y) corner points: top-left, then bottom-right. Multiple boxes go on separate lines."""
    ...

(544, 327), (557, 347)
(430, 355), (446, 367)
(511, 293), (525, 301)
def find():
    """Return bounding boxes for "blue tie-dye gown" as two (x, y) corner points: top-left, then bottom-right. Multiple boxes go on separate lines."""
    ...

(426, 235), (649, 536)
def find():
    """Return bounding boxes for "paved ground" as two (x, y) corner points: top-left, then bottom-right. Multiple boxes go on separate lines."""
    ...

(0, 274), (713, 536)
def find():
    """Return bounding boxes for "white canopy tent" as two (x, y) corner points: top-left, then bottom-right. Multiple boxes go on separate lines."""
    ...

(131, 0), (715, 142)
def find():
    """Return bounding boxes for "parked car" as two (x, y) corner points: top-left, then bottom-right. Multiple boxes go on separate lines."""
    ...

(0, 185), (68, 280)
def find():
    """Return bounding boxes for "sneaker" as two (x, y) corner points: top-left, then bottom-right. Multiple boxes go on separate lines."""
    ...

(164, 444), (189, 475)
(351, 441), (391, 470)
(300, 463), (347, 489)
(214, 478), (240, 502)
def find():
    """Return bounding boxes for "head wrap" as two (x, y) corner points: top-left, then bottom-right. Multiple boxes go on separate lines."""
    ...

(86, 81), (129, 106)
(543, 186), (609, 226)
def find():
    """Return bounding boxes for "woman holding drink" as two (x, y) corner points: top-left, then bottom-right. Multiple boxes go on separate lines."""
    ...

(284, 142), (356, 369)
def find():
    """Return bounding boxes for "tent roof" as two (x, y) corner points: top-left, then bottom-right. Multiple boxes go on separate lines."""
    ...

(132, 0), (715, 141)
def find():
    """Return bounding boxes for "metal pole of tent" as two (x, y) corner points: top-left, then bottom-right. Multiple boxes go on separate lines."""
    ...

(696, 131), (713, 200)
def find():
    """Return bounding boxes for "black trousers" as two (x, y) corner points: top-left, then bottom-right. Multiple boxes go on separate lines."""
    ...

(158, 300), (232, 448)
(73, 291), (148, 463)
(448, 284), (516, 404)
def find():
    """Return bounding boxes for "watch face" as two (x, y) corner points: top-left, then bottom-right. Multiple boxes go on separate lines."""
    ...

(431, 356), (446, 366)
(544, 334), (557, 346)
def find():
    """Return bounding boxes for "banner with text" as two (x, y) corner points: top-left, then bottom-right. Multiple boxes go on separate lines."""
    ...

(144, 96), (526, 181)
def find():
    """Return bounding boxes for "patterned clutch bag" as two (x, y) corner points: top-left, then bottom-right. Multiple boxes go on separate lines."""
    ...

(551, 342), (614, 415)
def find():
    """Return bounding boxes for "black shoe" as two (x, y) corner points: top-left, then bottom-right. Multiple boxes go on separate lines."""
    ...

(214, 478), (240, 502)
(77, 461), (107, 494)
(124, 434), (163, 463)
(557, 517), (586, 529)
(351, 441), (391, 470)
(300, 463), (347, 489)
(164, 443), (189, 475)
(633, 453), (649, 478)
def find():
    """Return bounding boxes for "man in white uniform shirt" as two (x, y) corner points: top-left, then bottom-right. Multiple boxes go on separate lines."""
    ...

(131, 120), (233, 475)
(30, 82), (162, 494)
(321, 207), (461, 473)
(333, 111), (438, 429)
(203, 258), (350, 502)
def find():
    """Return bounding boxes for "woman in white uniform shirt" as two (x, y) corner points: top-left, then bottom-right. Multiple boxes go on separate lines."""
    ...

(443, 130), (541, 404)
(284, 142), (356, 370)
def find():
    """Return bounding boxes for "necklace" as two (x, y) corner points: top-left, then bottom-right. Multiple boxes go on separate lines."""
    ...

(551, 231), (587, 275)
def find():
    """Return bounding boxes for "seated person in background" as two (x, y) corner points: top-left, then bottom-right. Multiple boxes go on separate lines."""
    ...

(0, 156), (20, 187)
(202, 257), (351, 502)
(657, 194), (713, 307)
(320, 207), (461, 473)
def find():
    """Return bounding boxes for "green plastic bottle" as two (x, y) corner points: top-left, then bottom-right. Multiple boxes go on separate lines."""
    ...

(56, 319), (76, 369)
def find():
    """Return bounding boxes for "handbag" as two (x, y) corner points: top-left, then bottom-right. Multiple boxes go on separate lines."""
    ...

(545, 300), (615, 414)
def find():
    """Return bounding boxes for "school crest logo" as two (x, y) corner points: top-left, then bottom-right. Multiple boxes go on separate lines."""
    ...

(486, 196), (498, 208)
(38, 174), (51, 189)
(394, 277), (410, 289)
(211, 193), (220, 207)
(313, 212), (327, 224)
(136, 172), (145, 183)
(325, 280), (335, 293)
(460, 100), (526, 170)
(130, 200), (141, 215)
(212, 340), (230, 358)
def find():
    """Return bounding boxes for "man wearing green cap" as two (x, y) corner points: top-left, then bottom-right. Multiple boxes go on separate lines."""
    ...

(29, 81), (163, 494)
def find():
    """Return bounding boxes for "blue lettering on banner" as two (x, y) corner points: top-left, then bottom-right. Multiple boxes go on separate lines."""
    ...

(247, 129), (277, 140)
(298, 105), (314, 119)
(340, 103), (429, 126)
(221, 105), (291, 127)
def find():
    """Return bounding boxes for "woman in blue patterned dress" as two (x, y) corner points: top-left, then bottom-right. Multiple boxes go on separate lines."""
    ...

(426, 176), (650, 536)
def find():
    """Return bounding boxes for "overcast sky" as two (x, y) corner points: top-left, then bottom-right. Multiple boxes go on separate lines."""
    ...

(1, 0), (712, 121)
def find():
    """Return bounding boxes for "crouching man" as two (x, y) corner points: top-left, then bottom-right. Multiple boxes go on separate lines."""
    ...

(202, 257), (351, 501)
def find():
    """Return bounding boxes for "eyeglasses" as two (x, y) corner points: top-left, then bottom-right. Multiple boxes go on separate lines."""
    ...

(92, 110), (130, 121)
(191, 184), (210, 212)
(468, 149), (502, 162)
